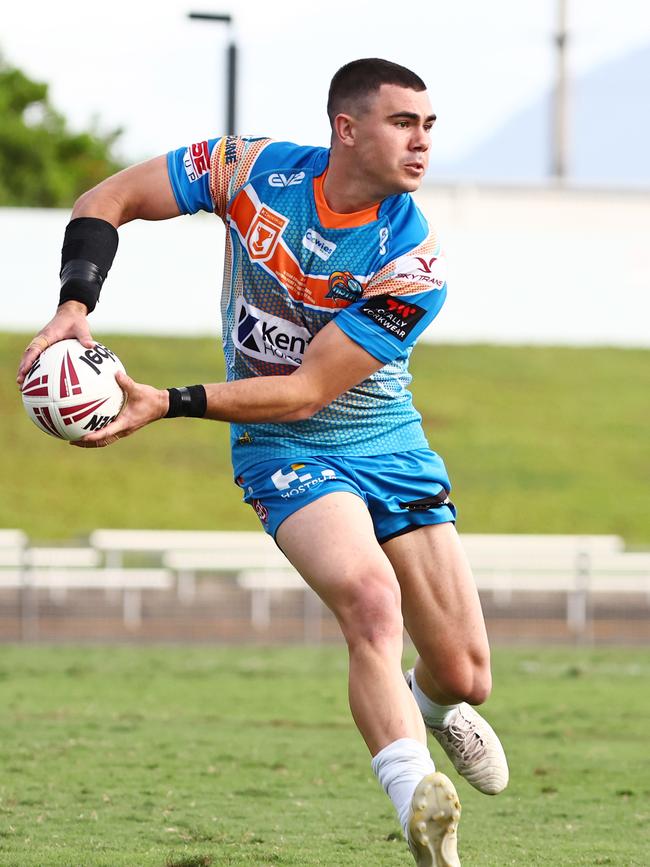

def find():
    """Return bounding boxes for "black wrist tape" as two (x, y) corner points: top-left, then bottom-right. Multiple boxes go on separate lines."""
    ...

(59, 217), (119, 313)
(165, 385), (207, 418)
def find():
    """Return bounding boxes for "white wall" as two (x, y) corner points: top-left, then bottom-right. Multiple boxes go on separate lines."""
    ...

(2, 183), (648, 346)
(1, 208), (224, 337)
(417, 184), (650, 346)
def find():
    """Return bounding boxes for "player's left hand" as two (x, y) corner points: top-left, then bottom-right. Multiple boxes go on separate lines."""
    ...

(72, 371), (168, 448)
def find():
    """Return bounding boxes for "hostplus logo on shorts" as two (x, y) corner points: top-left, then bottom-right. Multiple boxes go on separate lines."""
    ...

(233, 298), (312, 366)
(271, 464), (336, 498)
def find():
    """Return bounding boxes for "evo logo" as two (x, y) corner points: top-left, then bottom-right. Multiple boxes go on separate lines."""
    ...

(302, 228), (337, 261)
(233, 298), (313, 366)
(268, 171), (306, 187)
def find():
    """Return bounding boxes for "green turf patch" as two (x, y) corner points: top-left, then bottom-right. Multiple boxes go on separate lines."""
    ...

(165, 856), (213, 867)
(4, 333), (649, 544)
(0, 645), (648, 865)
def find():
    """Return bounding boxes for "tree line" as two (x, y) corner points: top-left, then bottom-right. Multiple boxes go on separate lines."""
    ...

(0, 56), (124, 207)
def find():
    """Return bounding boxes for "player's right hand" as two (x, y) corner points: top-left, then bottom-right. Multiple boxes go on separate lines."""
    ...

(72, 372), (169, 449)
(16, 301), (95, 386)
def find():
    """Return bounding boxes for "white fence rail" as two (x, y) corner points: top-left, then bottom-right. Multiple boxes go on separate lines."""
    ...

(1, 529), (648, 642)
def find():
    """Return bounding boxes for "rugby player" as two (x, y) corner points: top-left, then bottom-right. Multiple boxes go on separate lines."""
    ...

(18, 58), (509, 866)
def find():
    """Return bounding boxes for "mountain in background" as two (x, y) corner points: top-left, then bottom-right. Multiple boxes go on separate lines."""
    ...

(429, 42), (650, 188)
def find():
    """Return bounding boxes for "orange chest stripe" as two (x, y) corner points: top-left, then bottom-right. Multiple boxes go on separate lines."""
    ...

(228, 186), (258, 234)
(264, 243), (353, 310)
(228, 187), (364, 310)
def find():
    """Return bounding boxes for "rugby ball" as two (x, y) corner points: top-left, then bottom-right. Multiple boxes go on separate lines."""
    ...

(21, 339), (126, 441)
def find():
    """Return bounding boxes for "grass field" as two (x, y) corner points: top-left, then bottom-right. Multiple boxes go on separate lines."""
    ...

(2, 333), (649, 545)
(0, 645), (648, 866)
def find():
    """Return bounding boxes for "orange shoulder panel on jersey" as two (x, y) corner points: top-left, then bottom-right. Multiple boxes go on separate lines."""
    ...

(363, 232), (446, 298)
(209, 137), (272, 218)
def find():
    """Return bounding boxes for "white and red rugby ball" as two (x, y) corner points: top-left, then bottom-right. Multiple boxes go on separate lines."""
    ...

(21, 339), (126, 441)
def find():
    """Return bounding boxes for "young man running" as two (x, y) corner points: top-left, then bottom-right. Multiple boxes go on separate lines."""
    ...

(18, 58), (508, 866)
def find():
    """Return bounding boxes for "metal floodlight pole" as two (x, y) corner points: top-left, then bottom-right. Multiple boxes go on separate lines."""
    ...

(226, 41), (237, 136)
(188, 11), (237, 136)
(551, 0), (569, 181)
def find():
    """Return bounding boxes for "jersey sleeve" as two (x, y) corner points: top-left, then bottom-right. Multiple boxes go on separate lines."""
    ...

(333, 233), (448, 364)
(167, 136), (272, 218)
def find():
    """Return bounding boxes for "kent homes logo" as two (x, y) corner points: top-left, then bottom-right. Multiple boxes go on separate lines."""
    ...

(233, 298), (312, 366)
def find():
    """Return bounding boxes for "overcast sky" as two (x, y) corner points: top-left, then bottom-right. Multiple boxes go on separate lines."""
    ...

(3, 0), (650, 166)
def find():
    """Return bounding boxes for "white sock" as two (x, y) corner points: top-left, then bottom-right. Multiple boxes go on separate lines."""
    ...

(371, 737), (436, 836)
(411, 670), (460, 730)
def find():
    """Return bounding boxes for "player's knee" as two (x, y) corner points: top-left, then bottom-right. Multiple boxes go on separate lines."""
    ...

(465, 669), (492, 706)
(339, 578), (403, 649)
(434, 653), (492, 705)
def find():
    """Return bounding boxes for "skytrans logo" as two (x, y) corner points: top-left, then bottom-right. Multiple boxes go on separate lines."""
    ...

(233, 298), (313, 366)
(392, 250), (446, 289)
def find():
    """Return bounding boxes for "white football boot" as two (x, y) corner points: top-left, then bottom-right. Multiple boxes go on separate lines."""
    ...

(407, 772), (461, 867)
(406, 669), (509, 796)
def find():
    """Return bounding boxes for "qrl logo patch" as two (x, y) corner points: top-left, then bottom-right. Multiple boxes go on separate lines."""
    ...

(246, 206), (288, 261)
(360, 294), (427, 341)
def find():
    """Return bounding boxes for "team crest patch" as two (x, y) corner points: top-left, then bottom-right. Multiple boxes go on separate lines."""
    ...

(252, 498), (269, 525)
(326, 271), (363, 302)
(360, 295), (427, 341)
(246, 206), (288, 261)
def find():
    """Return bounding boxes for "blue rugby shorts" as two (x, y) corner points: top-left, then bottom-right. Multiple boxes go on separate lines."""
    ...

(235, 448), (456, 543)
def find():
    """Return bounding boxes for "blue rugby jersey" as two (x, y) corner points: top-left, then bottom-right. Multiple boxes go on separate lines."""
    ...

(167, 136), (448, 473)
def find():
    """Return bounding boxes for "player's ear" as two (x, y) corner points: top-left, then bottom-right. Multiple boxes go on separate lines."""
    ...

(332, 113), (356, 147)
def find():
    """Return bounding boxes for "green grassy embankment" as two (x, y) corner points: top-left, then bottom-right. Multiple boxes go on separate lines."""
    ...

(2, 333), (648, 544)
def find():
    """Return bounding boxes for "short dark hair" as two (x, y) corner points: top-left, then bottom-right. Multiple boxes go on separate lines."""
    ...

(327, 58), (426, 125)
